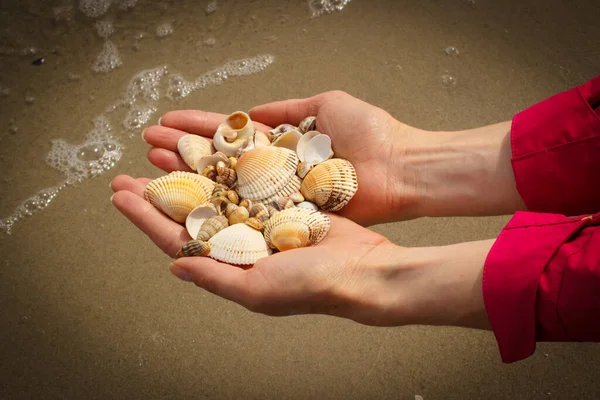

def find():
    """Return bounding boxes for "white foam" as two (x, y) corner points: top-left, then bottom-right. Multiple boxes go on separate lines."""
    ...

(308, 0), (352, 17)
(205, 0), (218, 15)
(79, 0), (112, 18)
(156, 23), (174, 38)
(92, 40), (122, 73)
(119, 0), (137, 10)
(95, 20), (115, 39)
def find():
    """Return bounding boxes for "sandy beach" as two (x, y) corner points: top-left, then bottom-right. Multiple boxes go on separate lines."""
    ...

(1, 0), (599, 398)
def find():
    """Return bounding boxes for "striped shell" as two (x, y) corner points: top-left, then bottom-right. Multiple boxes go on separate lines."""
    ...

(263, 207), (330, 251)
(236, 146), (302, 205)
(207, 223), (272, 265)
(144, 171), (215, 222)
(177, 134), (212, 171)
(300, 158), (358, 212)
(185, 203), (219, 239)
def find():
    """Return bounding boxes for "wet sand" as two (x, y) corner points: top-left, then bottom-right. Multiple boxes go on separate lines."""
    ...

(1, 0), (599, 398)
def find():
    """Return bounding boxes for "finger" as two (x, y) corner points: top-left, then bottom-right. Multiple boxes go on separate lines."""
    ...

(170, 257), (253, 305)
(111, 190), (190, 257)
(159, 110), (272, 136)
(110, 174), (151, 197)
(143, 125), (208, 151)
(148, 147), (193, 173)
(249, 93), (329, 127)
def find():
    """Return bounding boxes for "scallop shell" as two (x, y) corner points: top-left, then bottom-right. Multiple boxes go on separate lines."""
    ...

(236, 146), (302, 205)
(298, 116), (317, 134)
(300, 158), (358, 212)
(207, 223), (272, 265)
(196, 215), (229, 241)
(213, 111), (255, 157)
(296, 131), (333, 164)
(263, 208), (330, 251)
(271, 129), (302, 152)
(177, 134), (213, 171)
(144, 171), (215, 223)
(297, 161), (314, 179)
(185, 203), (219, 239)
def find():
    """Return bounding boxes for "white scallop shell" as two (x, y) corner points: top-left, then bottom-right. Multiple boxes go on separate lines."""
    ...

(208, 223), (272, 265)
(296, 131), (333, 164)
(177, 134), (213, 171)
(213, 111), (255, 157)
(185, 203), (219, 240)
(144, 171), (215, 223)
(236, 146), (301, 205)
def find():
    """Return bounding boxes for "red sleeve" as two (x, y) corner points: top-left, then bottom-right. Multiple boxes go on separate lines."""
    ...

(483, 76), (600, 363)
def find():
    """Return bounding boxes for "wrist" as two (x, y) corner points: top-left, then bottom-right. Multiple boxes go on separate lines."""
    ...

(392, 121), (526, 219)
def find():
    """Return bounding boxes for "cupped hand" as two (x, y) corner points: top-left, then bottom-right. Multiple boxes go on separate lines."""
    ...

(110, 174), (426, 327)
(142, 91), (425, 226)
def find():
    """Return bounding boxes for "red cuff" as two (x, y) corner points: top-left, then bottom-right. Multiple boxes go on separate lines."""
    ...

(510, 76), (600, 216)
(482, 211), (590, 363)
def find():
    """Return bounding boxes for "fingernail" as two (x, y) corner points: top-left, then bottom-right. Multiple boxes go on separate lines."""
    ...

(110, 193), (115, 203)
(157, 116), (163, 126)
(108, 181), (113, 190)
(141, 128), (147, 142)
(170, 264), (192, 282)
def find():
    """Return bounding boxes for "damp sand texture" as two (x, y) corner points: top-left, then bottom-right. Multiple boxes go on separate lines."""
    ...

(1, 0), (599, 399)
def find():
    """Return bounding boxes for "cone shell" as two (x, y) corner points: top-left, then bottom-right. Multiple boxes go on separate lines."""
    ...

(177, 134), (212, 171)
(300, 158), (358, 212)
(185, 203), (219, 239)
(263, 208), (330, 251)
(207, 223), (272, 265)
(236, 146), (302, 205)
(144, 171), (215, 223)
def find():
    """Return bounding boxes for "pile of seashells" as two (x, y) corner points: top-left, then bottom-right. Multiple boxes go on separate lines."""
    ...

(143, 111), (358, 265)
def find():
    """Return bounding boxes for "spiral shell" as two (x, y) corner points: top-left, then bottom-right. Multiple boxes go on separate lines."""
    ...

(216, 161), (237, 186)
(300, 158), (358, 212)
(177, 134), (212, 171)
(144, 171), (215, 222)
(177, 240), (211, 258)
(245, 217), (264, 232)
(197, 152), (229, 176)
(236, 146), (302, 205)
(196, 215), (229, 241)
(263, 208), (330, 251)
(228, 206), (249, 225)
(207, 223), (272, 265)
(185, 203), (219, 239)
(249, 203), (269, 222)
(213, 111), (255, 157)
(298, 116), (317, 134)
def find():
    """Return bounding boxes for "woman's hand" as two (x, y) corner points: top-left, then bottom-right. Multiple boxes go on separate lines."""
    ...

(141, 91), (427, 226)
(110, 174), (493, 329)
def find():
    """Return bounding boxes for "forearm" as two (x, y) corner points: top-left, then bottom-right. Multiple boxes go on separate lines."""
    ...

(395, 121), (526, 219)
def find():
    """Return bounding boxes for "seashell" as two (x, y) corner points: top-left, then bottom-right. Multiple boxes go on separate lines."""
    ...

(226, 190), (239, 205)
(267, 205), (279, 218)
(216, 161), (237, 186)
(144, 171), (215, 223)
(196, 215), (229, 241)
(196, 152), (229, 175)
(202, 164), (217, 181)
(245, 217), (264, 232)
(177, 134), (213, 171)
(254, 130), (271, 148)
(228, 157), (238, 170)
(267, 124), (297, 142)
(263, 207), (331, 251)
(298, 116), (317, 134)
(239, 198), (252, 210)
(213, 111), (255, 157)
(271, 197), (295, 211)
(296, 201), (319, 211)
(300, 158), (358, 212)
(224, 202), (239, 218)
(249, 203), (269, 222)
(236, 146), (302, 205)
(271, 129), (302, 152)
(185, 203), (219, 240)
(176, 240), (211, 258)
(228, 206), (249, 225)
(297, 161), (314, 179)
(296, 131), (333, 164)
(207, 223), (272, 265)
(289, 192), (304, 203)
(211, 195), (230, 215)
